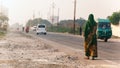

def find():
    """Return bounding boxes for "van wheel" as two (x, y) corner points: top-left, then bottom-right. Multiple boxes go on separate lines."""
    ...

(104, 38), (108, 42)
(36, 33), (39, 35)
(44, 33), (47, 35)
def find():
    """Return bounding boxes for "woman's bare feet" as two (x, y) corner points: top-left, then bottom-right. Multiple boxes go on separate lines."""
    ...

(84, 56), (89, 60)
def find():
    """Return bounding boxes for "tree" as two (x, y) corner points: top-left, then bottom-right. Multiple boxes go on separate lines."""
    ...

(26, 18), (52, 28)
(107, 11), (120, 25)
(0, 13), (9, 31)
(0, 15), (9, 22)
(59, 18), (86, 28)
(26, 19), (33, 27)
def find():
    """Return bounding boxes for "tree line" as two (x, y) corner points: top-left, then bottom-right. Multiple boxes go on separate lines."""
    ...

(107, 11), (120, 25)
(26, 17), (86, 34)
(0, 13), (9, 31)
(25, 11), (120, 34)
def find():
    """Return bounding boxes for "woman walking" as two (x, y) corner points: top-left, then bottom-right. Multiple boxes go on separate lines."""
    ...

(84, 14), (98, 60)
(25, 26), (29, 33)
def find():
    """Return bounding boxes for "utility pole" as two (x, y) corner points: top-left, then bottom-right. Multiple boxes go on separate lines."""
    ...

(29, 10), (35, 27)
(73, 0), (76, 35)
(52, 2), (55, 25)
(57, 8), (59, 25)
(33, 10), (35, 19)
(51, 1), (55, 31)
(38, 11), (40, 18)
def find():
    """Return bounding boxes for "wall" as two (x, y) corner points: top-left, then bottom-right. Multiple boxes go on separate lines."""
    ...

(111, 25), (120, 37)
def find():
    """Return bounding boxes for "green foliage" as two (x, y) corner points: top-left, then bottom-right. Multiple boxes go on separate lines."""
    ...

(0, 14), (9, 31)
(0, 31), (6, 38)
(76, 17), (86, 26)
(48, 26), (82, 35)
(48, 26), (72, 33)
(47, 17), (86, 34)
(107, 11), (120, 25)
(26, 17), (86, 35)
(59, 18), (86, 28)
(0, 15), (9, 21)
(0, 32), (4, 34)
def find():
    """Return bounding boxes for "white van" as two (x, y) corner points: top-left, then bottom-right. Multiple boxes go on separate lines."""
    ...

(36, 24), (47, 35)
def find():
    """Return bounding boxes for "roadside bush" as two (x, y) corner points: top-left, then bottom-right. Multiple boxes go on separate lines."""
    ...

(48, 26), (84, 35)
(0, 29), (6, 37)
(48, 26), (71, 33)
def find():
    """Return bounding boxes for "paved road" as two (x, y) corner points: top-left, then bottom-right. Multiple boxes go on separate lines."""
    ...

(31, 32), (120, 66)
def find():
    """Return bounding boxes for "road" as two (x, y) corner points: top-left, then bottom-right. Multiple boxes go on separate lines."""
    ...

(30, 32), (120, 66)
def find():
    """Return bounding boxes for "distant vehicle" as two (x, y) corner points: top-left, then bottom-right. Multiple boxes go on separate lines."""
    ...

(97, 19), (112, 42)
(36, 24), (47, 35)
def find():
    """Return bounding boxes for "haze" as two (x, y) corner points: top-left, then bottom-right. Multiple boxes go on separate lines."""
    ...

(2, 0), (120, 25)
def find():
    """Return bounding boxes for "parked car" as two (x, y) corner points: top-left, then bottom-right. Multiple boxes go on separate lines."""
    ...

(36, 24), (47, 35)
(97, 19), (112, 42)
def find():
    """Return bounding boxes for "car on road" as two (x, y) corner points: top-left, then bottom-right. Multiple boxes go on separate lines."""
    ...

(36, 24), (47, 35)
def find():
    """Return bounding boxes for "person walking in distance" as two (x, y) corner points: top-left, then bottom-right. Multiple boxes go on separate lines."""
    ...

(84, 14), (98, 60)
(22, 27), (24, 32)
(25, 26), (29, 33)
(79, 26), (82, 35)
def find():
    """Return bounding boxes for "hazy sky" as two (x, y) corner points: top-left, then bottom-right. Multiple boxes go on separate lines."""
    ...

(2, 0), (120, 25)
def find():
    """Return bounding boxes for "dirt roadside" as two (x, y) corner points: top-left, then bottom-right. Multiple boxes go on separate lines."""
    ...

(0, 31), (119, 68)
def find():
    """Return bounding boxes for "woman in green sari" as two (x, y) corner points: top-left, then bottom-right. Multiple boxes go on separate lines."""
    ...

(84, 14), (98, 60)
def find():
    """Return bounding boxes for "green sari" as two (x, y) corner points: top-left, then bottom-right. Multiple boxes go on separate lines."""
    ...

(84, 14), (98, 57)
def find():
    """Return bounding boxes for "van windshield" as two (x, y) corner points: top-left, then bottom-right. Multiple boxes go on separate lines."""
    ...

(98, 23), (111, 29)
(38, 25), (45, 28)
